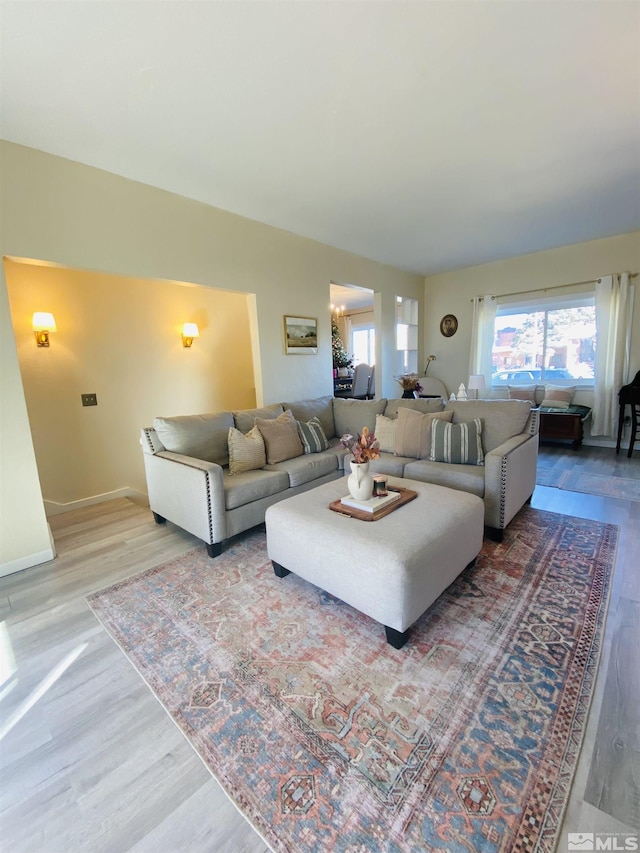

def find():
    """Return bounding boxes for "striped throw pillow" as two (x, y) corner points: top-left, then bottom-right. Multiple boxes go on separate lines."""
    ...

(297, 417), (330, 454)
(430, 418), (484, 466)
(228, 425), (266, 474)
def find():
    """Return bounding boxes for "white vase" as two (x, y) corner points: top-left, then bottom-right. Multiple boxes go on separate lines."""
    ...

(348, 461), (374, 501)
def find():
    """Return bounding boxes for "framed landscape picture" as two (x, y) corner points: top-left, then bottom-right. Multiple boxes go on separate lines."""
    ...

(284, 315), (318, 354)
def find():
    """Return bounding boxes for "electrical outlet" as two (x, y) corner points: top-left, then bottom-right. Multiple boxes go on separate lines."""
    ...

(81, 393), (98, 407)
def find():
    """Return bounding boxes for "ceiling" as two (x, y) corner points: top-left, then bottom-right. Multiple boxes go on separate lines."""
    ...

(1, 1), (639, 276)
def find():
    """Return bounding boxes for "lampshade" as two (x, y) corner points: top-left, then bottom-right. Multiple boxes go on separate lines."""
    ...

(182, 323), (199, 338)
(468, 374), (486, 391)
(32, 312), (57, 332)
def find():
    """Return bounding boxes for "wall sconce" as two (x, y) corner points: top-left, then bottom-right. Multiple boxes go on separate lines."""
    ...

(32, 312), (57, 347)
(182, 323), (199, 347)
(468, 374), (487, 399)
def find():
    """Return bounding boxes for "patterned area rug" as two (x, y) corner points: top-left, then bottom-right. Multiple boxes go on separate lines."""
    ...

(536, 467), (640, 501)
(87, 508), (617, 853)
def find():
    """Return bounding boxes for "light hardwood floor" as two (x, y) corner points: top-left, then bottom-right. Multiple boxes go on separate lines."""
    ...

(0, 445), (638, 852)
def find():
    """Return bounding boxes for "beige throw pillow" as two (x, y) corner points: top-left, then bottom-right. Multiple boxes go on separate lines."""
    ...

(255, 409), (304, 464)
(228, 426), (266, 475)
(541, 385), (575, 409)
(508, 384), (537, 404)
(374, 414), (397, 453)
(394, 407), (454, 459)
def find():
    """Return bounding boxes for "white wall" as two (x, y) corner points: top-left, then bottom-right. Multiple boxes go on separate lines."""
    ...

(424, 231), (640, 443)
(0, 141), (423, 572)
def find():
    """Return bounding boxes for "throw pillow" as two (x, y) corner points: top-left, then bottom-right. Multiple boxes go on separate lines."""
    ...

(430, 418), (485, 466)
(255, 409), (304, 464)
(508, 384), (537, 404)
(374, 414), (397, 453)
(541, 385), (575, 409)
(394, 407), (454, 459)
(297, 416), (330, 454)
(228, 425), (266, 475)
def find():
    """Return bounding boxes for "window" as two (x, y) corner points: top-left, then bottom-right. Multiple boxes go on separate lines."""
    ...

(396, 297), (418, 374)
(492, 293), (596, 386)
(351, 326), (375, 366)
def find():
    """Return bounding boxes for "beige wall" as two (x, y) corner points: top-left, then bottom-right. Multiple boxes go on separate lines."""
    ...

(0, 141), (422, 572)
(5, 260), (256, 508)
(424, 232), (640, 434)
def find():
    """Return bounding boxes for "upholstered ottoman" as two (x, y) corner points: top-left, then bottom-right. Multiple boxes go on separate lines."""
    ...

(265, 476), (484, 648)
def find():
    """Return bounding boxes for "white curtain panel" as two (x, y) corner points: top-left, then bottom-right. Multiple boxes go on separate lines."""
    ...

(469, 295), (497, 385)
(592, 273), (633, 436)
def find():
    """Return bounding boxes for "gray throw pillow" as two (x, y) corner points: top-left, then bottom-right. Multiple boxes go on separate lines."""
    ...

(297, 417), (330, 454)
(430, 418), (485, 466)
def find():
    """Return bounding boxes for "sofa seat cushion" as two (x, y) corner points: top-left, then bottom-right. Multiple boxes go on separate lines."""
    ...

(153, 412), (234, 465)
(264, 449), (339, 487)
(369, 453), (415, 477)
(223, 469), (289, 510)
(445, 400), (531, 453)
(403, 459), (486, 498)
(283, 396), (336, 440)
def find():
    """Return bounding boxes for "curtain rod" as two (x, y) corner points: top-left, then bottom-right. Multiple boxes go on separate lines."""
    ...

(471, 272), (638, 302)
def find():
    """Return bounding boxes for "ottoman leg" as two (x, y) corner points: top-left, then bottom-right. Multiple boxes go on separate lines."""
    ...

(385, 625), (409, 649)
(272, 561), (291, 578)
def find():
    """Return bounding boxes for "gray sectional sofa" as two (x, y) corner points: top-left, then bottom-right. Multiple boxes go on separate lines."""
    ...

(140, 395), (539, 556)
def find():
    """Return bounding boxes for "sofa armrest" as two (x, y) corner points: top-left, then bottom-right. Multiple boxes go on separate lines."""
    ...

(142, 450), (226, 545)
(484, 433), (539, 530)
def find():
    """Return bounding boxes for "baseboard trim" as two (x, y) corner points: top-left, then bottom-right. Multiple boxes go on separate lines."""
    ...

(44, 488), (148, 517)
(0, 540), (56, 577)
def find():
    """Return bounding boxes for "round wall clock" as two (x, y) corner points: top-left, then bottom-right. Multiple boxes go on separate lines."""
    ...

(440, 314), (458, 337)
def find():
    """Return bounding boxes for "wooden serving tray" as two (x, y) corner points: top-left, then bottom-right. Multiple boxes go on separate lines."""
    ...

(328, 486), (418, 522)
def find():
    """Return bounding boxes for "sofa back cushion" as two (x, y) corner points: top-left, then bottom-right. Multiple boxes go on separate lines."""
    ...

(383, 398), (444, 419)
(333, 397), (387, 439)
(233, 403), (284, 434)
(444, 400), (531, 453)
(394, 407), (454, 458)
(153, 412), (234, 465)
(283, 396), (335, 439)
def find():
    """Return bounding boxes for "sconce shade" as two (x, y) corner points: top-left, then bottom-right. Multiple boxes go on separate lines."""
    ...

(32, 312), (57, 347)
(182, 323), (199, 347)
(32, 312), (57, 332)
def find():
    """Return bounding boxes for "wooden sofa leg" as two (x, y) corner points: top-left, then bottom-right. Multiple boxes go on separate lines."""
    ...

(485, 526), (504, 543)
(206, 542), (223, 558)
(152, 512), (166, 525)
